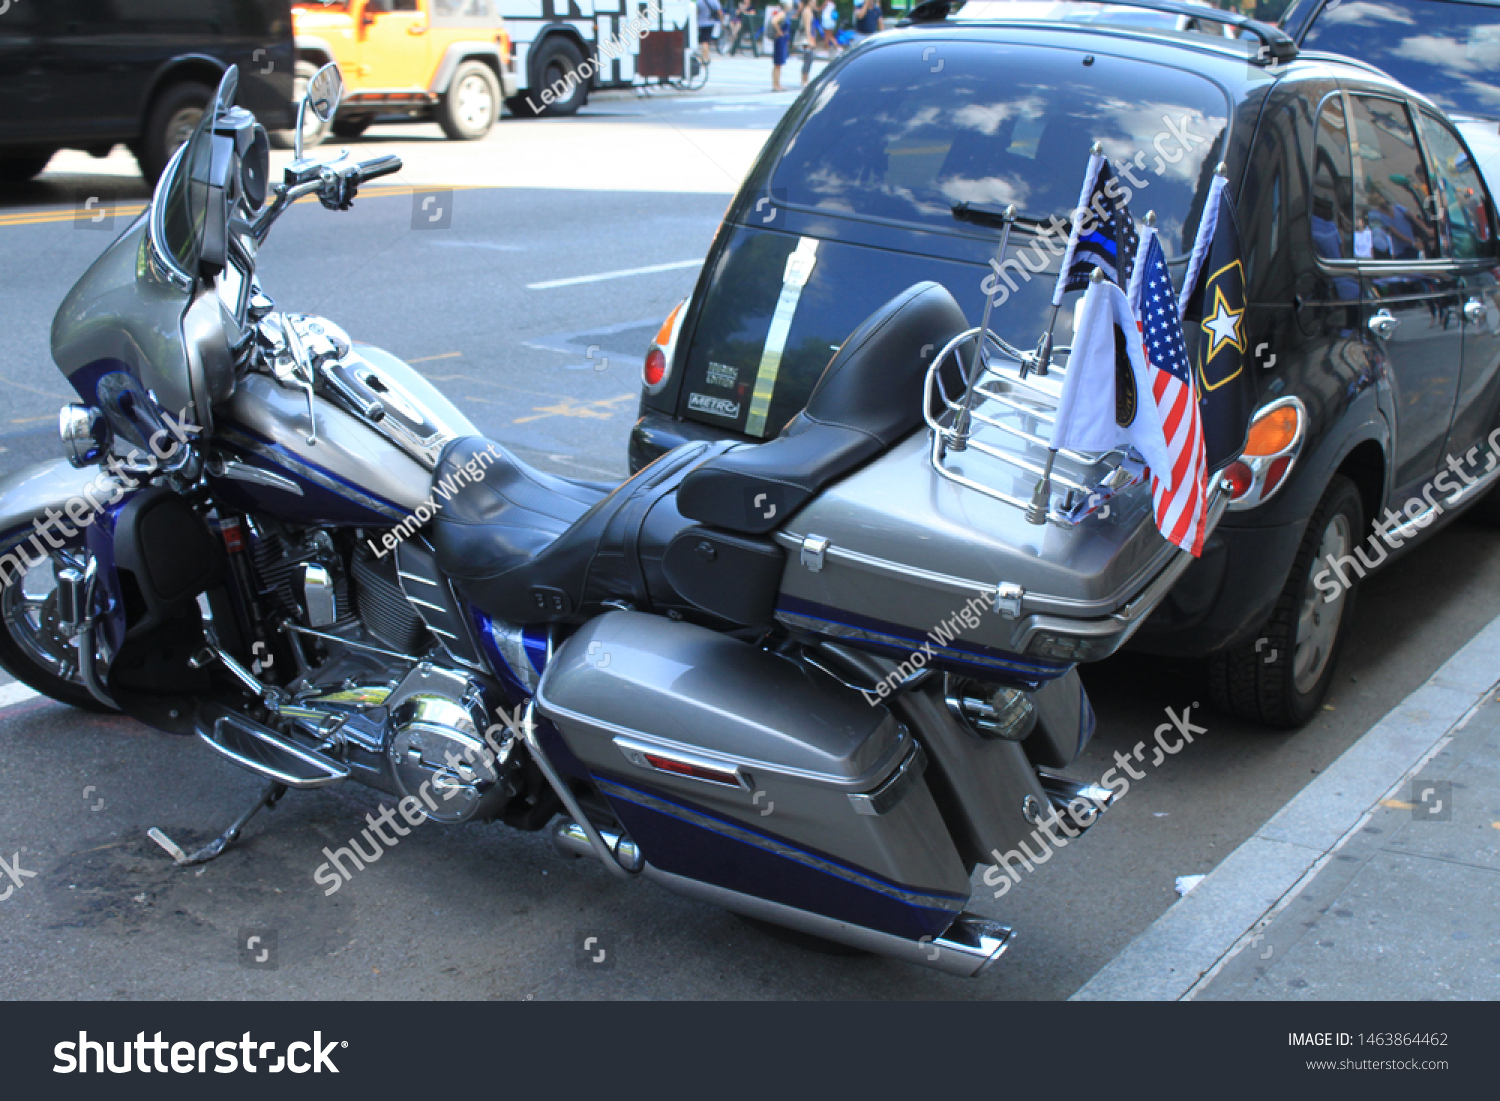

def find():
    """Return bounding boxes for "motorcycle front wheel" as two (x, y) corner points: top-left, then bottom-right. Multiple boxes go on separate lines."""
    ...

(0, 547), (117, 713)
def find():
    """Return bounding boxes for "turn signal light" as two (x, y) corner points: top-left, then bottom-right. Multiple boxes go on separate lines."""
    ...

(1227, 396), (1307, 512)
(1244, 404), (1300, 457)
(644, 348), (666, 387)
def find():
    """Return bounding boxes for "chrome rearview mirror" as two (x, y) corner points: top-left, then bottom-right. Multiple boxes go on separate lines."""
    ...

(295, 63), (344, 161)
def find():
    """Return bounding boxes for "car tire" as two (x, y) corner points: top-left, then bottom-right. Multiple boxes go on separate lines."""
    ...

(437, 61), (501, 140)
(268, 62), (330, 151)
(510, 37), (588, 118)
(136, 80), (214, 184)
(331, 116), (373, 139)
(0, 152), (55, 183)
(1209, 476), (1363, 729)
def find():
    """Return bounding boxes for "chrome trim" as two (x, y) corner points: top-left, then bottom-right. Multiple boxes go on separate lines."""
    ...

(1383, 454), (1500, 542)
(848, 744), (927, 816)
(59, 405), (109, 468)
(198, 716), (351, 789)
(207, 455), (305, 496)
(550, 818), (644, 873)
(520, 701), (638, 880)
(1227, 394), (1307, 512)
(302, 563), (337, 627)
(147, 142), (194, 292)
(799, 534), (829, 572)
(642, 865), (1013, 977)
(1367, 308), (1400, 340)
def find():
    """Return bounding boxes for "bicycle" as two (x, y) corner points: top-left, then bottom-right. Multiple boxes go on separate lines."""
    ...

(669, 53), (710, 91)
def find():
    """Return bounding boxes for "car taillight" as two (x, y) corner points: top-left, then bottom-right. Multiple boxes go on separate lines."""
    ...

(1226, 396), (1307, 512)
(1223, 461), (1253, 499)
(644, 348), (666, 387)
(642, 299), (687, 394)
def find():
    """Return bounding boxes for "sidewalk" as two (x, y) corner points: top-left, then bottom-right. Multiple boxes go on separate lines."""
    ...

(594, 51), (834, 101)
(1073, 615), (1500, 1000)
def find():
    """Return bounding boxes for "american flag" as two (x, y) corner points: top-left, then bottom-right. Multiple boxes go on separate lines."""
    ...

(1128, 228), (1208, 557)
(1053, 156), (1140, 305)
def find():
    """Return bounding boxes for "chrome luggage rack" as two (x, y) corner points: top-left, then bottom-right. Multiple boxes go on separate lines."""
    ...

(922, 325), (1145, 528)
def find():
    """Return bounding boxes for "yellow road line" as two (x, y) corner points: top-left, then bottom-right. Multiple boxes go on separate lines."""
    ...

(0, 183), (493, 229)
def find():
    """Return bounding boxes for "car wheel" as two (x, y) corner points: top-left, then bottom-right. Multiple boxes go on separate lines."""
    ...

(0, 152), (54, 183)
(511, 38), (588, 118)
(136, 80), (213, 184)
(0, 547), (117, 714)
(1209, 475), (1363, 728)
(437, 62), (500, 140)
(331, 116), (373, 139)
(268, 62), (330, 151)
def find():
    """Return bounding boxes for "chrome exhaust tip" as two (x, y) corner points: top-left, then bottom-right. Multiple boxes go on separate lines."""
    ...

(1038, 773), (1114, 832)
(550, 817), (645, 873)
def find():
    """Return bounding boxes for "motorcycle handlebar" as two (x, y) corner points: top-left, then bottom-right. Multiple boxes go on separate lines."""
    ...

(354, 154), (403, 184)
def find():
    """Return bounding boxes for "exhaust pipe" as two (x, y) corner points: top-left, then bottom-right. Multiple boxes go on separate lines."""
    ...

(643, 864), (1013, 977)
(550, 818), (645, 873)
(552, 817), (1012, 976)
(1037, 774), (1114, 832)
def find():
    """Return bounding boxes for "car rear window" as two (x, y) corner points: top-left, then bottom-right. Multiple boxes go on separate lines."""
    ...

(1301, 0), (1500, 120)
(766, 39), (1231, 255)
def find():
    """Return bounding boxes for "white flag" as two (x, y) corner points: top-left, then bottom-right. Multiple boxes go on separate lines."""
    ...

(1050, 277), (1175, 488)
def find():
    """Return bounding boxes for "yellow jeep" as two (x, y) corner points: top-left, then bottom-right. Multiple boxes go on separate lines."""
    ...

(290, 0), (518, 142)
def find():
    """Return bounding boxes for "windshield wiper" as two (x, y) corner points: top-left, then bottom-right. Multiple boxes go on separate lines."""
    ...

(950, 202), (1055, 231)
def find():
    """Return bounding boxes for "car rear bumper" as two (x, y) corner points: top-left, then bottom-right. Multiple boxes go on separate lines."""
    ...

(1127, 517), (1306, 657)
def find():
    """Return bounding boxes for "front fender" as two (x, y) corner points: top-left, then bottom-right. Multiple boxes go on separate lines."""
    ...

(0, 458), (110, 558)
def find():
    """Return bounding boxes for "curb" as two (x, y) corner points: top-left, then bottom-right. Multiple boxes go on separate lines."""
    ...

(1070, 613), (1500, 1001)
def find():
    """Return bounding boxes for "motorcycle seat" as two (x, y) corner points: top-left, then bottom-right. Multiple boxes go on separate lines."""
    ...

(430, 436), (755, 623)
(675, 280), (968, 535)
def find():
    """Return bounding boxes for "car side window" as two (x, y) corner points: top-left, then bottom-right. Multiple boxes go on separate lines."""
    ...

(1347, 95), (1440, 263)
(1416, 109), (1498, 261)
(1310, 94), (1353, 260)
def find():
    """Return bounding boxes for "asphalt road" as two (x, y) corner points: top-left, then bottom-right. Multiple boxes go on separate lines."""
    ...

(2, 76), (1499, 1000)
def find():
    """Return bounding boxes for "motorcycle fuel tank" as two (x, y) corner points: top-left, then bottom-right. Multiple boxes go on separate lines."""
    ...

(534, 610), (973, 941)
(210, 343), (478, 526)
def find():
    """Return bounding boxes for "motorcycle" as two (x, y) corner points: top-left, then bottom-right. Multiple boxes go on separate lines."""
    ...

(0, 65), (1223, 975)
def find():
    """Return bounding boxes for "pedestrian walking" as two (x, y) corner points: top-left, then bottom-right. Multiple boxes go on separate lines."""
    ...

(852, 0), (882, 42)
(697, 0), (723, 66)
(799, 0), (819, 86)
(821, 0), (840, 52)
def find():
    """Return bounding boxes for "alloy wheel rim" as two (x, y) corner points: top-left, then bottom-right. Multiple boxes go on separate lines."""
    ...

(1, 552), (85, 685)
(1293, 513), (1351, 695)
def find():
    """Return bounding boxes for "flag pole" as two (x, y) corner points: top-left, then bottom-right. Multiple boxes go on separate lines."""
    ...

(949, 202), (1017, 452)
(1025, 140), (1102, 382)
(1027, 265), (1105, 524)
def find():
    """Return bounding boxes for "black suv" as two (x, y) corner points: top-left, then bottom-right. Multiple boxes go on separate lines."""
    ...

(0, 0), (295, 184)
(628, 0), (1500, 726)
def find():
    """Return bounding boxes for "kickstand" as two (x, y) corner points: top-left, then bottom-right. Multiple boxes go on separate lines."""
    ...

(147, 781), (288, 867)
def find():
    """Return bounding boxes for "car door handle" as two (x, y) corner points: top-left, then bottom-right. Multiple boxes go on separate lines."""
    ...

(1465, 298), (1487, 326)
(1367, 309), (1400, 340)
(408, 23), (428, 34)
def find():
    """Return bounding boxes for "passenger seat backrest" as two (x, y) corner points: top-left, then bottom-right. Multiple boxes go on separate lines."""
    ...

(676, 280), (969, 535)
